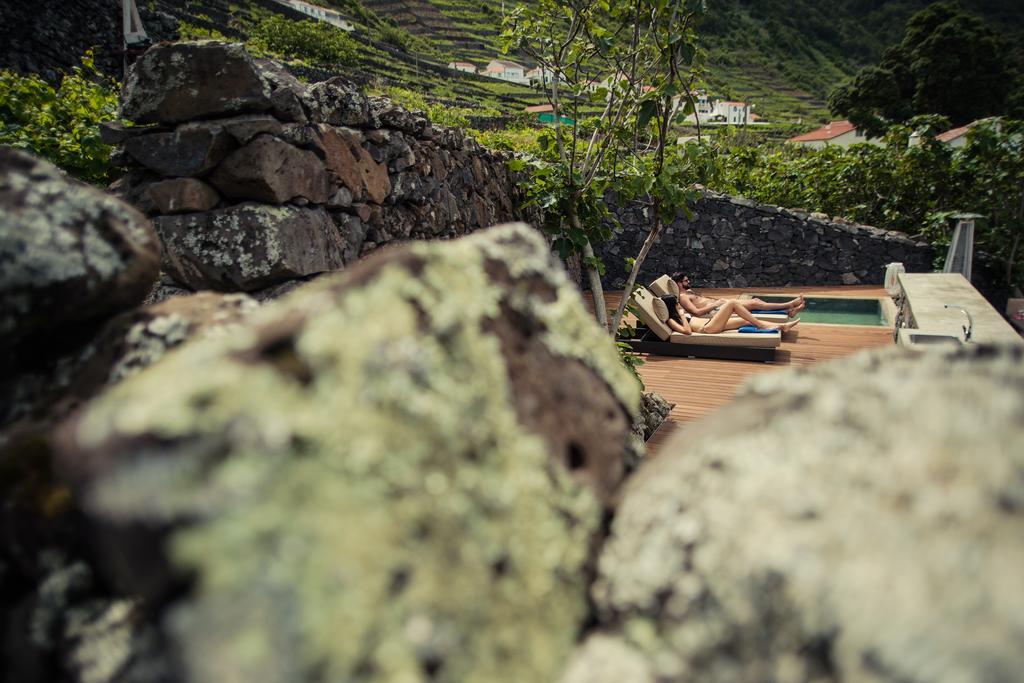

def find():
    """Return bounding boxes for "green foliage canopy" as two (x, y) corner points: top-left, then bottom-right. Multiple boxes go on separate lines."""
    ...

(829, 2), (1021, 136)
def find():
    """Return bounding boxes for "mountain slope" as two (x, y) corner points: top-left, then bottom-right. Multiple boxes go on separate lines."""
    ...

(4, 0), (1022, 125)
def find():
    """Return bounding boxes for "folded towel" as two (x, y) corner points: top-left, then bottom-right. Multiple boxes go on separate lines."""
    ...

(738, 325), (779, 334)
(750, 309), (781, 314)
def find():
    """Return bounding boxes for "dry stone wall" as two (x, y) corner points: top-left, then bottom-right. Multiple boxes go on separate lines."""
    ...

(109, 41), (528, 297)
(598, 190), (935, 289)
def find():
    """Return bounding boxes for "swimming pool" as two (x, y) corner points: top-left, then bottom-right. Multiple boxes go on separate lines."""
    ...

(746, 295), (890, 326)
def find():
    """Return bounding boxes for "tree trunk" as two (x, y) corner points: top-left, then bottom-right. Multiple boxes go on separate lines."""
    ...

(565, 252), (584, 290)
(582, 239), (608, 330)
(567, 201), (608, 329)
(609, 212), (665, 334)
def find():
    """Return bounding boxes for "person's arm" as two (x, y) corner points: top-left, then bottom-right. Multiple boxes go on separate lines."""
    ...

(668, 310), (692, 335)
(681, 293), (720, 316)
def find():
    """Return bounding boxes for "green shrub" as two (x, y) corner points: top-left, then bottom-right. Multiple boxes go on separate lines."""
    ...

(248, 13), (358, 66)
(177, 21), (230, 41)
(372, 86), (480, 128)
(687, 120), (1024, 288)
(0, 52), (119, 185)
(472, 126), (543, 155)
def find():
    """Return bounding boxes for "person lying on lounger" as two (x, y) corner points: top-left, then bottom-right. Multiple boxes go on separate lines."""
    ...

(672, 272), (806, 318)
(662, 295), (800, 335)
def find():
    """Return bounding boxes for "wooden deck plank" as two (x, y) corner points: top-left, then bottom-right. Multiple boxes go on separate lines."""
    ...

(587, 286), (895, 455)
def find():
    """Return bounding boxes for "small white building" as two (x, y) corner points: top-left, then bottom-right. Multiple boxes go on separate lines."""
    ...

(935, 122), (974, 148)
(679, 91), (715, 124)
(526, 66), (558, 86)
(484, 59), (528, 84)
(274, 0), (354, 31)
(713, 100), (752, 125)
(787, 120), (880, 149)
(448, 61), (477, 75)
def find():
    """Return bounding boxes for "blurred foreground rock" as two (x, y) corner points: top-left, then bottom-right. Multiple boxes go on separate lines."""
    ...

(0, 147), (160, 365)
(572, 344), (1024, 683)
(56, 223), (639, 683)
(1, 291), (257, 435)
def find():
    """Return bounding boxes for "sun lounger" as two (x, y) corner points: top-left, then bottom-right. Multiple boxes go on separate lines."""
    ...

(647, 274), (789, 321)
(625, 286), (780, 362)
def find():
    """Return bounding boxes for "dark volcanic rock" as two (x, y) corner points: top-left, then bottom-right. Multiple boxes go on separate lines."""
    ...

(571, 344), (1024, 683)
(120, 41), (272, 125)
(209, 135), (330, 205)
(305, 77), (375, 127)
(0, 148), (160, 363)
(217, 114), (285, 145)
(123, 122), (234, 177)
(56, 223), (639, 683)
(253, 57), (310, 123)
(155, 203), (346, 291)
(311, 125), (390, 204)
(107, 168), (160, 215)
(146, 178), (220, 215)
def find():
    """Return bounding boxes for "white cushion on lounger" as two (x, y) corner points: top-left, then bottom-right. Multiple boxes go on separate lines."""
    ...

(669, 330), (780, 349)
(630, 286), (673, 340)
(649, 274), (679, 298)
(651, 296), (670, 322)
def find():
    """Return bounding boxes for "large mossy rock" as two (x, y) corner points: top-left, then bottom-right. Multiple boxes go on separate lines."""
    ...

(120, 41), (272, 125)
(574, 345), (1024, 683)
(57, 223), (640, 683)
(0, 147), (160, 362)
(154, 203), (346, 291)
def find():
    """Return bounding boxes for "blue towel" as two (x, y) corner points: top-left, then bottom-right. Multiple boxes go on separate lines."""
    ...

(750, 309), (782, 314)
(738, 325), (779, 334)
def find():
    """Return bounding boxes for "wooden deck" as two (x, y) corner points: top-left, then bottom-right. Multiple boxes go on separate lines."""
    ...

(592, 286), (896, 454)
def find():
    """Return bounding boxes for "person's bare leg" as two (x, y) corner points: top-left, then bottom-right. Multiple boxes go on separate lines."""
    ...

(703, 301), (772, 333)
(742, 296), (803, 311)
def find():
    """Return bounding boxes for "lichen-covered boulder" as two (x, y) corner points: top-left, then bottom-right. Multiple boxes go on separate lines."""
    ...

(155, 203), (346, 291)
(209, 135), (330, 205)
(121, 41), (272, 125)
(80, 291), (259, 388)
(580, 345), (1024, 683)
(0, 147), (160, 359)
(1, 291), (257, 435)
(57, 223), (640, 683)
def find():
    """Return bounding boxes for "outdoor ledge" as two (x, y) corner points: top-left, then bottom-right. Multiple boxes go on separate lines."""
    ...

(898, 272), (1023, 346)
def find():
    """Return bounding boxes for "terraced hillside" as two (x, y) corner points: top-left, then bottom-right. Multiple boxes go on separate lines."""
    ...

(144, 0), (547, 117)
(361, 0), (840, 123)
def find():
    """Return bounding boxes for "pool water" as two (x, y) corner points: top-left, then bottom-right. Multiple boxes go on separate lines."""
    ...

(749, 296), (888, 326)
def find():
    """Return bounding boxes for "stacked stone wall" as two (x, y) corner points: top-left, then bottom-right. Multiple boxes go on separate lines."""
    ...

(109, 41), (529, 298)
(598, 190), (935, 289)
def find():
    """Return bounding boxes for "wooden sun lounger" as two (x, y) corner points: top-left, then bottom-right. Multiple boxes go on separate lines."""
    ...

(647, 274), (789, 321)
(625, 285), (780, 363)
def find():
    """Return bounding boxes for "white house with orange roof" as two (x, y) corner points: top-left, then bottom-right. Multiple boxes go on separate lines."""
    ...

(787, 120), (880, 149)
(447, 61), (477, 75)
(485, 59), (528, 84)
(933, 119), (999, 148)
